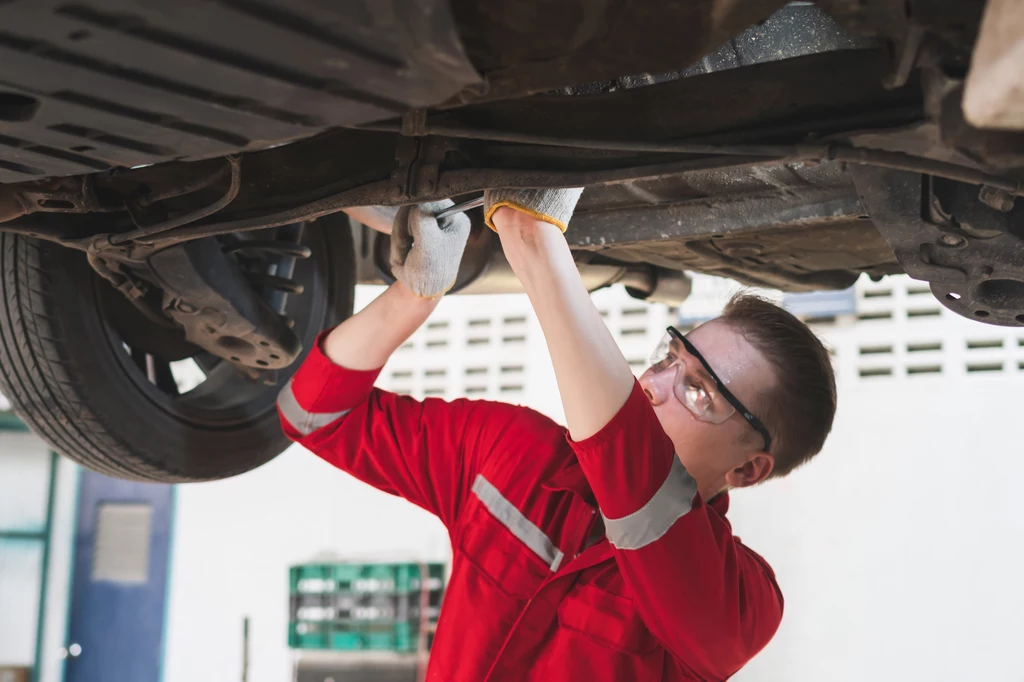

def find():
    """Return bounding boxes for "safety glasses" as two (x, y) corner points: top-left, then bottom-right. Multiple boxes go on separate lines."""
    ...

(648, 327), (772, 452)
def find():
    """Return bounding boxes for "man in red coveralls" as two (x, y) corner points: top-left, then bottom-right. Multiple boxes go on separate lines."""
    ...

(278, 188), (837, 681)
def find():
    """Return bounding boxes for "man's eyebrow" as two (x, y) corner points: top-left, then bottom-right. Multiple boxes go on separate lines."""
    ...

(670, 339), (704, 374)
(676, 338), (722, 382)
(673, 336), (698, 359)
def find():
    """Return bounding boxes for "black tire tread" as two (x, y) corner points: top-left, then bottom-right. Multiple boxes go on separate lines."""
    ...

(0, 223), (354, 483)
(0, 234), (154, 479)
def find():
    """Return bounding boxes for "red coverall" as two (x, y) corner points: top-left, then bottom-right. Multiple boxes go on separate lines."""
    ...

(278, 335), (784, 681)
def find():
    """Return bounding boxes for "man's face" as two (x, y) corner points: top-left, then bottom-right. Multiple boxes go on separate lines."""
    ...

(638, 319), (777, 499)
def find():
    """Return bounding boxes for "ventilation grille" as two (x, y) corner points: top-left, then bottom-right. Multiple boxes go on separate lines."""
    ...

(852, 330), (1024, 380)
(376, 276), (1024, 397)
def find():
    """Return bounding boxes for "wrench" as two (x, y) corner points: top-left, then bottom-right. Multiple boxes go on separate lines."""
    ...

(434, 196), (484, 220)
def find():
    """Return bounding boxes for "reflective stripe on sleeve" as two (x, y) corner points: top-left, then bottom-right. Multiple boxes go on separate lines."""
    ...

(276, 379), (351, 437)
(471, 475), (564, 572)
(602, 457), (698, 551)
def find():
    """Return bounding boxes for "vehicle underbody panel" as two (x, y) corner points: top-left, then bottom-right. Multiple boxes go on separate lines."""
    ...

(572, 165), (901, 292)
(0, 0), (800, 183)
(0, 0), (1022, 332)
(0, 0), (481, 182)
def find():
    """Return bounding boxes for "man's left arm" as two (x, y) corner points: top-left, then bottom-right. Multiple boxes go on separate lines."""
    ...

(571, 380), (783, 679)
(492, 195), (782, 678)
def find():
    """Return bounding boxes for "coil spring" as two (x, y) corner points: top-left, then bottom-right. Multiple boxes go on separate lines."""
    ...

(224, 237), (312, 322)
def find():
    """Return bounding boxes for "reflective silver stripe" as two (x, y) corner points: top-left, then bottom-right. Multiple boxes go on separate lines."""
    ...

(471, 475), (564, 572)
(603, 457), (698, 551)
(276, 379), (351, 437)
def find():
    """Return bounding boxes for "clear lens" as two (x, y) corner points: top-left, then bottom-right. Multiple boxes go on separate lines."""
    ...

(648, 332), (736, 425)
(674, 364), (734, 425)
(649, 333), (674, 371)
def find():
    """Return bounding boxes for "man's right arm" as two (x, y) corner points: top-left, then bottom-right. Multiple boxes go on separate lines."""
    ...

(322, 278), (441, 370)
(279, 279), (523, 529)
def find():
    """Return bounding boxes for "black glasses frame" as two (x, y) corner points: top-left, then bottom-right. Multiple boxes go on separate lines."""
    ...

(666, 326), (772, 453)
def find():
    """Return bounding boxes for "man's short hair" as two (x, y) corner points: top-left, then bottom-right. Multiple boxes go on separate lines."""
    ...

(719, 293), (837, 478)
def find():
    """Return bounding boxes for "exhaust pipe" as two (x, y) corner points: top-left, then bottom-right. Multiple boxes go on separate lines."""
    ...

(616, 263), (693, 307)
(345, 207), (692, 306)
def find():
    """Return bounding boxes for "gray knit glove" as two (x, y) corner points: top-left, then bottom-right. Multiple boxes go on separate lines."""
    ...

(390, 200), (471, 299)
(483, 188), (585, 233)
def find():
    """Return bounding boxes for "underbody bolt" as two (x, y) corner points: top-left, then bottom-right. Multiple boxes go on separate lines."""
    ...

(939, 234), (965, 247)
(978, 185), (1015, 212)
(176, 301), (197, 314)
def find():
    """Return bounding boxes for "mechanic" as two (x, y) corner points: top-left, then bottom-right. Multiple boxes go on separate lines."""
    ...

(277, 189), (837, 681)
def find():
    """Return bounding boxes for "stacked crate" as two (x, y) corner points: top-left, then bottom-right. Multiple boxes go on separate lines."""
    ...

(288, 561), (445, 653)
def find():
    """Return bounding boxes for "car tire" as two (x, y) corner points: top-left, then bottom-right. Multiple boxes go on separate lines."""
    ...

(0, 218), (355, 482)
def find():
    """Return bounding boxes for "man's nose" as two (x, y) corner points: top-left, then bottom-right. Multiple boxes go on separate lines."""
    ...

(639, 367), (673, 405)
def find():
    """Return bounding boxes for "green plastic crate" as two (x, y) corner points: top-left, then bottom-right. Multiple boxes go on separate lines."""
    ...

(288, 561), (445, 652)
(288, 624), (327, 649)
(290, 561), (445, 595)
(289, 621), (417, 652)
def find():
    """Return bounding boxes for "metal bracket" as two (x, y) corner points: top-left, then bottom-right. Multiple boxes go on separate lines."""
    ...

(390, 134), (453, 202)
(4, 175), (103, 218)
(145, 239), (301, 369)
(391, 136), (420, 200)
(850, 165), (1024, 326)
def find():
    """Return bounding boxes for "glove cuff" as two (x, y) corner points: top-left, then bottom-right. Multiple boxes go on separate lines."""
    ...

(484, 188), (583, 233)
(485, 200), (567, 233)
(408, 276), (458, 301)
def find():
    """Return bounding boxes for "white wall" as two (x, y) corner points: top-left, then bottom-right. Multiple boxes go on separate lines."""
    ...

(732, 377), (1024, 681)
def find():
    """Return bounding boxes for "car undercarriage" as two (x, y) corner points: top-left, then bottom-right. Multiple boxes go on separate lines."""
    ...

(0, 0), (1021, 480)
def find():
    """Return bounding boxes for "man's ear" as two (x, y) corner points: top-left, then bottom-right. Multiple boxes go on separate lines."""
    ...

(724, 452), (774, 489)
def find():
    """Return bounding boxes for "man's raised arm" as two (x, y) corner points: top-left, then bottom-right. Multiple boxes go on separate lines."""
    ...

(277, 201), (521, 529)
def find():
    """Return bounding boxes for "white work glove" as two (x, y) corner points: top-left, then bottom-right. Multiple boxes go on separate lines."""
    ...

(390, 200), (471, 299)
(484, 188), (585, 233)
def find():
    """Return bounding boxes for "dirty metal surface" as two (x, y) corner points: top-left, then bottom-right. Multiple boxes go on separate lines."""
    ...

(0, 0), (479, 182)
(566, 160), (899, 292)
(447, 0), (791, 106)
(850, 165), (1024, 326)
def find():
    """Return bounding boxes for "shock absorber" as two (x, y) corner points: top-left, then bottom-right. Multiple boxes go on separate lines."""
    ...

(223, 222), (311, 325)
